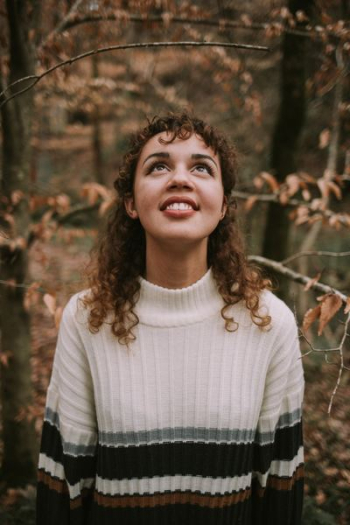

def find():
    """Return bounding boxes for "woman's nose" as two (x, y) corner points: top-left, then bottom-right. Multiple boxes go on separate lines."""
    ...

(167, 167), (194, 189)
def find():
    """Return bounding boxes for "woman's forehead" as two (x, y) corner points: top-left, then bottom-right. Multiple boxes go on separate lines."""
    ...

(139, 132), (218, 160)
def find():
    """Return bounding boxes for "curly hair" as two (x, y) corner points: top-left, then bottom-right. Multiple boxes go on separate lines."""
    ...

(83, 111), (271, 345)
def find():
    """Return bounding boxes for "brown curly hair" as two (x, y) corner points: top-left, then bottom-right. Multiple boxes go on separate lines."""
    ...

(83, 111), (271, 345)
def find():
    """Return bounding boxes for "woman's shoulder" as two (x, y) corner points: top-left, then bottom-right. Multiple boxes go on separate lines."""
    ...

(259, 289), (297, 331)
(60, 289), (92, 327)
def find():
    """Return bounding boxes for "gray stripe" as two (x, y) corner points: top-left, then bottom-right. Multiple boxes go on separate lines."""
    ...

(63, 442), (96, 456)
(99, 427), (256, 447)
(44, 406), (60, 428)
(277, 408), (302, 428)
(45, 408), (301, 449)
(44, 408), (96, 456)
(254, 408), (302, 445)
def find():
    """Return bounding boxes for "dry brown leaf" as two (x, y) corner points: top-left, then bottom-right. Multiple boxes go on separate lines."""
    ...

(318, 294), (342, 335)
(54, 306), (63, 329)
(299, 171), (316, 184)
(244, 196), (258, 212)
(327, 181), (342, 200)
(317, 179), (329, 199)
(55, 194), (71, 213)
(344, 297), (350, 315)
(240, 14), (252, 26)
(319, 128), (330, 149)
(304, 273), (322, 291)
(302, 188), (311, 201)
(99, 198), (115, 217)
(3, 213), (15, 227)
(279, 191), (289, 205)
(285, 174), (300, 196)
(310, 198), (324, 211)
(302, 305), (321, 332)
(23, 282), (42, 311)
(296, 10), (309, 22)
(11, 190), (24, 205)
(259, 171), (280, 193)
(43, 293), (56, 315)
(81, 182), (110, 205)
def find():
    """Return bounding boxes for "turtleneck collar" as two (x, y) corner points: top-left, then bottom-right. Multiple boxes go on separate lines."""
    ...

(135, 267), (224, 327)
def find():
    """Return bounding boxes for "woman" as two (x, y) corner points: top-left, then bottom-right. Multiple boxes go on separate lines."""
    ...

(37, 112), (304, 524)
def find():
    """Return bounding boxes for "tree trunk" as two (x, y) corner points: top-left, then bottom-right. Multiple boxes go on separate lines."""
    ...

(0, 0), (40, 487)
(92, 54), (104, 184)
(262, 0), (313, 298)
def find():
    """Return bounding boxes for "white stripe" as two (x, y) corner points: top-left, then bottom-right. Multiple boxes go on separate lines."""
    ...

(253, 446), (304, 488)
(270, 446), (304, 478)
(38, 453), (95, 500)
(96, 472), (252, 497)
(68, 477), (95, 500)
(38, 453), (65, 480)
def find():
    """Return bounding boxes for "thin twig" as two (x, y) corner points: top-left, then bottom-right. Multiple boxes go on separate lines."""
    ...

(248, 254), (348, 302)
(56, 13), (345, 40)
(40, 0), (85, 48)
(282, 250), (350, 264)
(232, 190), (350, 227)
(328, 312), (350, 414)
(0, 40), (269, 108)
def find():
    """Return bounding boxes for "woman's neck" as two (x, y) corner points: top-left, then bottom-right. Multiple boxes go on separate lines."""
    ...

(145, 239), (208, 289)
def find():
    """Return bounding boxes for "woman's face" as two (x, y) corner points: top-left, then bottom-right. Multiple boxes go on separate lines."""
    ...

(125, 132), (227, 251)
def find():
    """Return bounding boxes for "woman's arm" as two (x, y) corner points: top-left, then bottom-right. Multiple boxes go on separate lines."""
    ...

(252, 310), (304, 524)
(36, 295), (97, 525)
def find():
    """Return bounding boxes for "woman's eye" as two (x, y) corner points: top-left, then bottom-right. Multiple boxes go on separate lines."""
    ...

(148, 163), (168, 173)
(194, 164), (213, 175)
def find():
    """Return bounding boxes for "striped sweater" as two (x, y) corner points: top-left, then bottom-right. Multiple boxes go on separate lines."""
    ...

(36, 268), (304, 524)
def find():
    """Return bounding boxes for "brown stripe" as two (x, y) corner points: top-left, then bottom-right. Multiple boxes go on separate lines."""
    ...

(37, 469), (69, 495)
(70, 488), (93, 510)
(38, 469), (94, 510)
(256, 463), (304, 497)
(94, 487), (251, 509)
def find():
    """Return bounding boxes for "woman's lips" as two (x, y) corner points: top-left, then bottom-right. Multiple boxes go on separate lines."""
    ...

(162, 208), (197, 218)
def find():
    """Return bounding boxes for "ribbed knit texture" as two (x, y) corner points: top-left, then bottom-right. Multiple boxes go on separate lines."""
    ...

(36, 268), (304, 524)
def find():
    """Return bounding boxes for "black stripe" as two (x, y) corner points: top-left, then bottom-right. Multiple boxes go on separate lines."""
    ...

(272, 421), (303, 461)
(89, 498), (253, 525)
(252, 477), (304, 525)
(36, 480), (70, 525)
(95, 422), (301, 480)
(40, 420), (64, 464)
(41, 419), (302, 482)
(40, 421), (96, 486)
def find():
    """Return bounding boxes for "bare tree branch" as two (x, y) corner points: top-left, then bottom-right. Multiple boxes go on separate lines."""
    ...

(327, 312), (350, 414)
(40, 0), (86, 48)
(0, 40), (269, 108)
(248, 254), (348, 302)
(54, 13), (346, 40)
(232, 190), (350, 227)
(282, 250), (350, 264)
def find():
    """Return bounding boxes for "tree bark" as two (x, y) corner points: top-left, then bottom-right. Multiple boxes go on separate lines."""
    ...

(92, 54), (105, 184)
(262, 0), (313, 297)
(0, 0), (40, 487)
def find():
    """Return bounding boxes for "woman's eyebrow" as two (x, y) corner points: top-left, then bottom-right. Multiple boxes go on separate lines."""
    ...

(143, 152), (170, 165)
(191, 154), (218, 169)
(142, 152), (218, 168)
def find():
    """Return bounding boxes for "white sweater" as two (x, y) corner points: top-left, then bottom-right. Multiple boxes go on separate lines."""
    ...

(37, 268), (304, 524)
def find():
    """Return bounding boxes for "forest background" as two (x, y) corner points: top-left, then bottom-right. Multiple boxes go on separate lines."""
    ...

(0, 0), (349, 523)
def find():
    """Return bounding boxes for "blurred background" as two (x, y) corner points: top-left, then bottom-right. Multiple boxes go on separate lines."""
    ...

(0, 1), (349, 523)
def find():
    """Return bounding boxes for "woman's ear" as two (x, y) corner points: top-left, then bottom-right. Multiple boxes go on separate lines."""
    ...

(124, 196), (139, 219)
(221, 195), (228, 219)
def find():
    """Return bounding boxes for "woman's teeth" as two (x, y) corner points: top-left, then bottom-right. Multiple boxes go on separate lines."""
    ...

(166, 202), (193, 210)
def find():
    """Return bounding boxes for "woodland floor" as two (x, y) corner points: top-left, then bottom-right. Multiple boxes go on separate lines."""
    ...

(0, 235), (349, 524)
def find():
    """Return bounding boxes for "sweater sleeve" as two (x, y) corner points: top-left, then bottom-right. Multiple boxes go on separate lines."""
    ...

(251, 307), (304, 524)
(36, 295), (97, 525)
